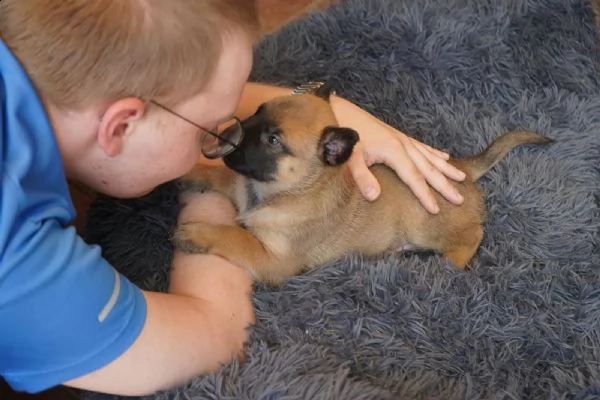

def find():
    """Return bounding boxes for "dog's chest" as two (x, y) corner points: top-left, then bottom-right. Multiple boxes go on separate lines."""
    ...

(234, 178), (262, 214)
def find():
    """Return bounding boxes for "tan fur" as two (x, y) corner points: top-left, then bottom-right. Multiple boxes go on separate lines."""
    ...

(592, 0), (600, 32)
(174, 94), (552, 285)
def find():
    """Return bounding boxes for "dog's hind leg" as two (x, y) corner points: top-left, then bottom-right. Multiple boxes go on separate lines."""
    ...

(442, 225), (483, 269)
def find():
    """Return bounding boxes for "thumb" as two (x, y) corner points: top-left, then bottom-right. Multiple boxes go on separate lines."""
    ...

(347, 145), (381, 201)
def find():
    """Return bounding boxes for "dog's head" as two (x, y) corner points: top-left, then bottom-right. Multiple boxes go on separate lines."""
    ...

(223, 84), (360, 193)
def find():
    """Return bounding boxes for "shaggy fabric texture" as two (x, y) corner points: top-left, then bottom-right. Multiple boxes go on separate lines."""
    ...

(82, 0), (600, 399)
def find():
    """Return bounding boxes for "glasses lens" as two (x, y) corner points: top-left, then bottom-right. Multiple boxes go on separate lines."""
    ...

(201, 117), (244, 159)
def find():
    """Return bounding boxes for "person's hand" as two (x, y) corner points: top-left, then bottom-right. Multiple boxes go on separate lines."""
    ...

(174, 188), (254, 364)
(330, 96), (466, 214)
(178, 189), (237, 226)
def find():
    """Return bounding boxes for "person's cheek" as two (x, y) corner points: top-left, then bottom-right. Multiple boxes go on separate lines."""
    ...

(179, 138), (204, 175)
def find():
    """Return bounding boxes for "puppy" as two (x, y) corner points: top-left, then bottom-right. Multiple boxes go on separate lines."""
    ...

(174, 85), (552, 285)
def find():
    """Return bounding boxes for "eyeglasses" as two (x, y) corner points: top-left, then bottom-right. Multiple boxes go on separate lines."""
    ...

(150, 100), (244, 159)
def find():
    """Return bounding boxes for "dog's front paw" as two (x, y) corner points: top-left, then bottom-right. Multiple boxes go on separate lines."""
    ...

(172, 222), (214, 254)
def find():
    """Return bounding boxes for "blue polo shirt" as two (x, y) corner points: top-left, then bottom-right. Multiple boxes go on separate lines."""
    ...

(0, 39), (147, 393)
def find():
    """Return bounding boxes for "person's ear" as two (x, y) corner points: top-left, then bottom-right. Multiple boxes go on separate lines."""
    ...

(97, 97), (146, 157)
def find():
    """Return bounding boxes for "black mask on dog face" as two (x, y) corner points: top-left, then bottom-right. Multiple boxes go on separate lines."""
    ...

(223, 105), (290, 182)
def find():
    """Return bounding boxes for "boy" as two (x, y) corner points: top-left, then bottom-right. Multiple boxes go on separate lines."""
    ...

(0, 0), (465, 396)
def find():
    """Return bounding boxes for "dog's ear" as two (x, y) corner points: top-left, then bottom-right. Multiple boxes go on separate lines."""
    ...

(318, 126), (360, 166)
(313, 82), (335, 101)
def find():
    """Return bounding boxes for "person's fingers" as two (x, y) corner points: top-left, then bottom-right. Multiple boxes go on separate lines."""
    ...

(347, 143), (381, 201)
(374, 139), (441, 213)
(396, 137), (464, 207)
(412, 141), (467, 182)
(410, 138), (450, 160)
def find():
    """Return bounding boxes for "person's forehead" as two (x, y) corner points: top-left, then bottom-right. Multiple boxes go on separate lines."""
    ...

(206, 39), (252, 107)
(209, 34), (254, 93)
(176, 33), (253, 121)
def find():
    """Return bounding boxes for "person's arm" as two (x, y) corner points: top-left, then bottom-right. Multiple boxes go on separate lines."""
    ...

(236, 82), (466, 214)
(64, 192), (254, 396)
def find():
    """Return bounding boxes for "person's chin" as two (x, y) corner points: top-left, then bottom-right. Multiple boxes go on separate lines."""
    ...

(109, 186), (157, 199)
(131, 187), (157, 198)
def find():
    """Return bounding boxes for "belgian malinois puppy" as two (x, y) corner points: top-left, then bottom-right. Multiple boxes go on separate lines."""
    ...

(174, 85), (552, 285)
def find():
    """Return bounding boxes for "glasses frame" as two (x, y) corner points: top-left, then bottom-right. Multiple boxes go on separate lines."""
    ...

(149, 100), (243, 159)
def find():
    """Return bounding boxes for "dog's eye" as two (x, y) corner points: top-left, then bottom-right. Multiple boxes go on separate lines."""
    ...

(267, 134), (280, 147)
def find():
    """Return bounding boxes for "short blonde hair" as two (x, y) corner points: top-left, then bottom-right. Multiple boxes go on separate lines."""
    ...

(0, 0), (259, 109)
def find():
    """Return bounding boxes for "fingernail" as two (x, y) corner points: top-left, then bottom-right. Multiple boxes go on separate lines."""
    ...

(432, 204), (440, 213)
(455, 192), (464, 203)
(366, 187), (379, 200)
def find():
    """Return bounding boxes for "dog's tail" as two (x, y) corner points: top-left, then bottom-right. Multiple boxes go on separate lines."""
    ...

(462, 131), (553, 181)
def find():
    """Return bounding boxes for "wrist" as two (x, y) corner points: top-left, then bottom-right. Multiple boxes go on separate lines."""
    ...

(329, 94), (366, 130)
(329, 93), (350, 114)
(169, 250), (253, 296)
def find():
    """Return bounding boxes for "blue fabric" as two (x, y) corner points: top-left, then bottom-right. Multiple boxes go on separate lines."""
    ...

(0, 39), (147, 393)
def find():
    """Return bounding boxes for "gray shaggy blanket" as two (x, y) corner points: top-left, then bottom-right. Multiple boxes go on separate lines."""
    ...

(82, 0), (600, 399)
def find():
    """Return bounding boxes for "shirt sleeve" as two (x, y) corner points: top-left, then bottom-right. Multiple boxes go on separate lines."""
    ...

(0, 177), (147, 394)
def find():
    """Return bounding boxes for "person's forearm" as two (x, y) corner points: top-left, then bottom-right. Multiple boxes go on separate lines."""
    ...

(66, 192), (254, 396)
(236, 82), (292, 120)
(166, 192), (254, 378)
(236, 81), (348, 121)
